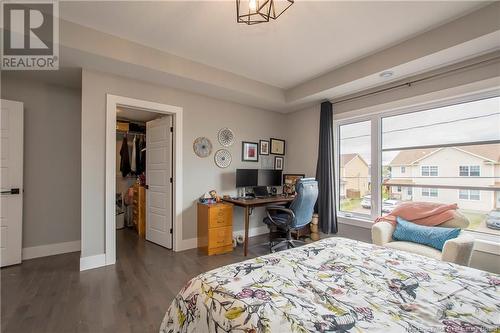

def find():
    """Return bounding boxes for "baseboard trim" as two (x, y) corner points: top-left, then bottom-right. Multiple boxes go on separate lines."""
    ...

(176, 237), (198, 252)
(80, 253), (106, 271)
(176, 226), (270, 252)
(22, 240), (81, 260)
(234, 225), (269, 238)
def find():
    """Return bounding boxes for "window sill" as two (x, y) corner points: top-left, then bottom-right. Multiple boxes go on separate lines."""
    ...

(337, 214), (373, 229)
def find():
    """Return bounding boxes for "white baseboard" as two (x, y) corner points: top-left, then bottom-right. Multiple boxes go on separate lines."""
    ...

(176, 237), (198, 252)
(234, 225), (269, 238)
(80, 253), (106, 271)
(175, 226), (270, 252)
(22, 240), (81, 260)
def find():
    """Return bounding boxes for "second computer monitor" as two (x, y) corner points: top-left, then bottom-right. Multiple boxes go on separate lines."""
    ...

(258, 170), (282, 187)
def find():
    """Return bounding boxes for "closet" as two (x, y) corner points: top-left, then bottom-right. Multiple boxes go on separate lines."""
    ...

(116, 119), (147, 237)
(115, 106), (174, 250)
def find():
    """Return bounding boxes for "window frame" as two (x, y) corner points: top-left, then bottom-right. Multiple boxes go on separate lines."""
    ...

(459, 165), (481, 177)
(334, 91), (500, 233)
(459, 189), (481, 201)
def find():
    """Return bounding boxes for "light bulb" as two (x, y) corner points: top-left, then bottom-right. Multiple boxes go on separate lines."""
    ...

(249, 0), (257, 11)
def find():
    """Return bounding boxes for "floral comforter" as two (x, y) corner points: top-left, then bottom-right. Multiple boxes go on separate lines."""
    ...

(160, 237), (499, 333)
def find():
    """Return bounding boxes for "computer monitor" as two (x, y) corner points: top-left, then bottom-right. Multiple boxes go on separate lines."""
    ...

(258, 170), (282, 186)
(236, 169), (258, 187)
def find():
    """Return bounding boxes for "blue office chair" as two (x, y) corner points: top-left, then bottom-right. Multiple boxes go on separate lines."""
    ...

(263, 178), (318, 252)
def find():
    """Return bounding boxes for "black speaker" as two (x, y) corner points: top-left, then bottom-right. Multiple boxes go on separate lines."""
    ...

(270, 187), (277, 195)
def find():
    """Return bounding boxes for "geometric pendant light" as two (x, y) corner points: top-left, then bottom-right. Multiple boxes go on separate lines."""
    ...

(236, 0), (294, 25)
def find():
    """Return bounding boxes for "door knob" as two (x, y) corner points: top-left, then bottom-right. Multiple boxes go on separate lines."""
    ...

(0, 188), (20, 195)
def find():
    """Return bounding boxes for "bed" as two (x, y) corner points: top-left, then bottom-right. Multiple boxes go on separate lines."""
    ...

(160, 237), (499, 333)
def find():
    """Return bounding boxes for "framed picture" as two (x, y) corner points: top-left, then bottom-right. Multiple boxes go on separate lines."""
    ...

(274, 156), (284, 170)
(259, 140), (269, 155)
(283, 174), (305, 195)
(242, 141), (259, 162)
(270, 138), (285, 155)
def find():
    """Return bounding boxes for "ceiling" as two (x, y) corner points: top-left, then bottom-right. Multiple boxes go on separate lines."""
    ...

(60, 1), (486, 89)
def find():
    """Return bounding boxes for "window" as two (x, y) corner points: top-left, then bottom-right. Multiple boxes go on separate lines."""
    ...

(460, 165), (480, 177)
(422, 166), (438, 176)
(337, 95), (500, 237)
(459, 166), (469, 176)
(471, 165), (480, 177)
(459, 189), (480, 201)
(338, 121), (371, 217)
(422, 188), (438, 197)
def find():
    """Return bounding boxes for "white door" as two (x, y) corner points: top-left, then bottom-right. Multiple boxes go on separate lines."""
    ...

(146, 116), (173, 249)
(0, 100), (23, 267)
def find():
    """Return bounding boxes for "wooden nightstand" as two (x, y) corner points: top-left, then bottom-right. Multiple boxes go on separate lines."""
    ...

(197, 202), (233, 255)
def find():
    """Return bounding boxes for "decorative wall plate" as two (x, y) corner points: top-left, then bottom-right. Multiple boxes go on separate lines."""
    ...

(217, 128), (235, 147)
(193, 137), (212, 158)
(214, 149), (232, 168)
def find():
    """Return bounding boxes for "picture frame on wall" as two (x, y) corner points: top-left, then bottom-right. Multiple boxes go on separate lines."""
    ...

(242, 141), (259, 162)
(270, 138), (285, 155)
(274, 156), (284, 170)
(259, 140), (270, 155)
(283, 173), (305, 195)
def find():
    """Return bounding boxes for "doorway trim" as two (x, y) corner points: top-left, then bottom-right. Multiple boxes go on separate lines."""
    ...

(105, 94), (183, 266)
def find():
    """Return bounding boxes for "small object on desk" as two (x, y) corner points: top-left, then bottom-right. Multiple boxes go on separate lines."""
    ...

(197, 202), (233, 255)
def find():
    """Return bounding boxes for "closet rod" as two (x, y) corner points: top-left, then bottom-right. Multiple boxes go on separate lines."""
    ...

(117, 131), (146, 136)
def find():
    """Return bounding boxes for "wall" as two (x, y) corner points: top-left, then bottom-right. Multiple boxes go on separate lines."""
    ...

(81, 69), (288, 257)
(1, 74), (82, 251)
(284, 104), (320, 177)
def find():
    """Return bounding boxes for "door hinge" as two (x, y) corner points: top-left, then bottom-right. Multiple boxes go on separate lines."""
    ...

(170, 127), (173, 133)
(170, 177), (173, 183)
(169, 228), (173, 234)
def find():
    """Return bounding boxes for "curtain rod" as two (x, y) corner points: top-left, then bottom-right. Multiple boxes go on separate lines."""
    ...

(331, 55), (500, 105)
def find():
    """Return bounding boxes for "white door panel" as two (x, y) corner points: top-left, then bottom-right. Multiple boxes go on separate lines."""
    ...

(0, 99), (23, 267)
(146, 116), (172, 249)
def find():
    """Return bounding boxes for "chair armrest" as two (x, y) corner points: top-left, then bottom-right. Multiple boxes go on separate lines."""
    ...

(371, 221), (395, 246)
(266, 206), (295, 227)
(441, 232), (474, 266)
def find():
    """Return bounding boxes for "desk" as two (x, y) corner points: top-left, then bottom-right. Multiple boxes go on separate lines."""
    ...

(223, 195), (294, 256)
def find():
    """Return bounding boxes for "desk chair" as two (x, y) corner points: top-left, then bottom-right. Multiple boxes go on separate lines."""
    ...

(263, 178), (318, 252)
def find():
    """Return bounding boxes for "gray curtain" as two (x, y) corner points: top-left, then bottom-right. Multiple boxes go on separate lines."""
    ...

(315, 101), (337, 233)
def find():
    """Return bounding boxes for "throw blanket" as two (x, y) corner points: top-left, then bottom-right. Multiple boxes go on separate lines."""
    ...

(375, 202), (458, 226)
(160, 237), (499, 333)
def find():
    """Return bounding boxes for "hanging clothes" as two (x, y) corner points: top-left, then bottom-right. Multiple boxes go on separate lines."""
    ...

(120, 135), (131, 177)
(135, 135), (142, 174)
(131, 135), (137, 173)
(139, 138), (147, 175)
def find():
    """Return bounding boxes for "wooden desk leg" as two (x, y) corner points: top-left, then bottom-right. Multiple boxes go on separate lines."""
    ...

(244, 206), (250, 256)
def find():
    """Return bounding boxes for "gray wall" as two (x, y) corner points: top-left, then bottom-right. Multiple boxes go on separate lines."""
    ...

(285, 104), (320, 178)
(1, 74), (81, 248)
(81, 69), (288, 257)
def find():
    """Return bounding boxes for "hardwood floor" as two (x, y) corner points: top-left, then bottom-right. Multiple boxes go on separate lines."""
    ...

(1, 227), (368, 333)
(1, 229), (273, 333)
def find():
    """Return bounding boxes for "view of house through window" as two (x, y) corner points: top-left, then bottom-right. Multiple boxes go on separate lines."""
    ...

(339, 121), (371, 217)
(337, 96), (500, 236)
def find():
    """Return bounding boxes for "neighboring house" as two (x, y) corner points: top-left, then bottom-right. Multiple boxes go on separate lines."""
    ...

(385, 144), (500, 212)
(340, 153), (370, 199)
